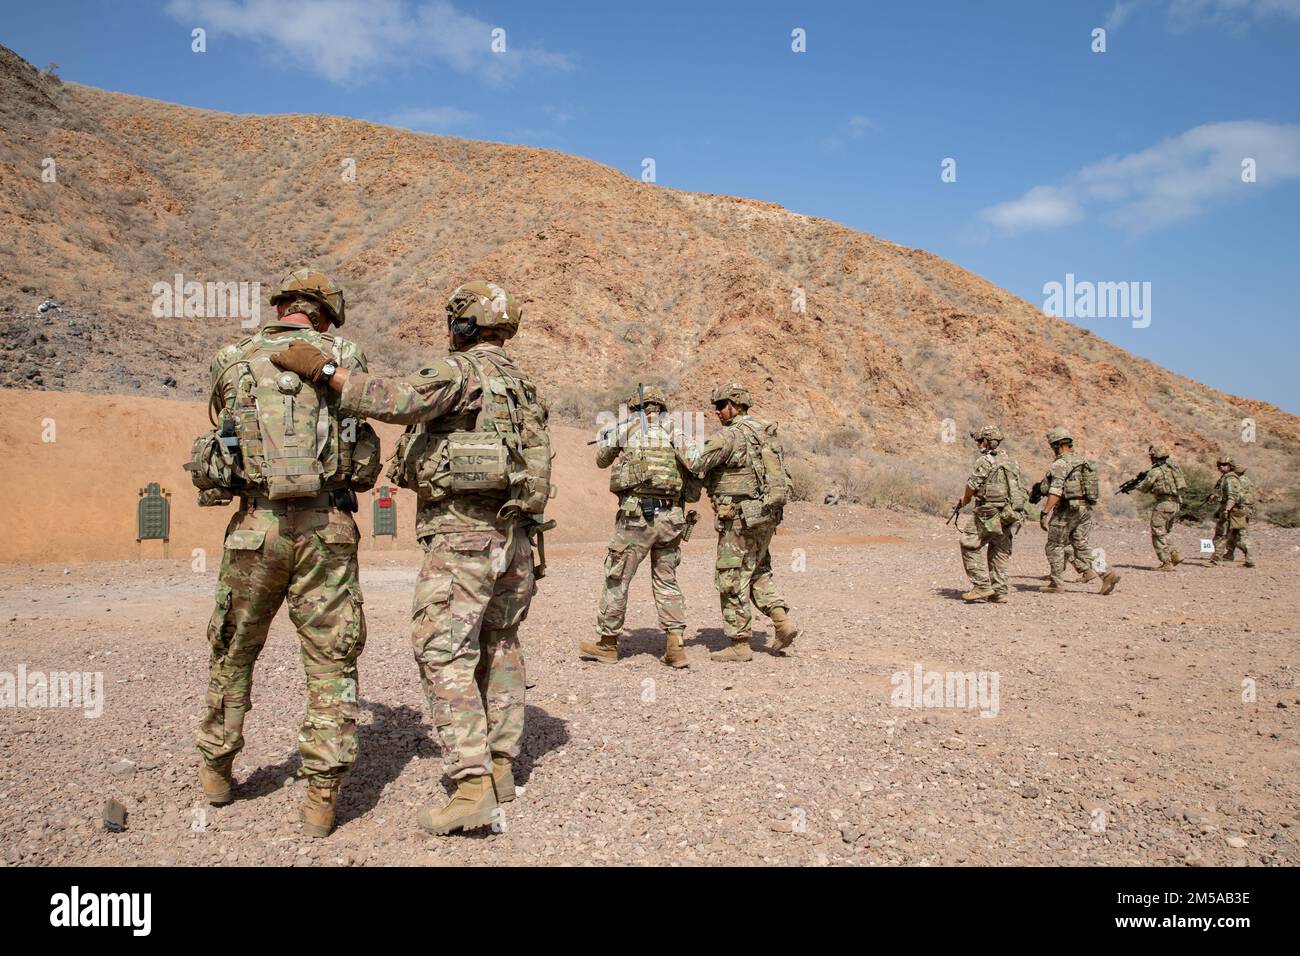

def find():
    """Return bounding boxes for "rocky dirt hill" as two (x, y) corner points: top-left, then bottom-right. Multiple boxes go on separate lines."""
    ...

(2, 44), (1297, 502)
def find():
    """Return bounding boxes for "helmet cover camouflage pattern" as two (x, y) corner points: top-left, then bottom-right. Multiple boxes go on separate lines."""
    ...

(446, 280), (521, 338)
(1216, 453), (1236, 468)
(970, 425), (1004, 443)
(629, 385), (669, 411)
(270, 268), (346, 327)
(1148, 443), (1171, 459)
(1046, 426), (1073, 445)
(710, 383), (752, 409)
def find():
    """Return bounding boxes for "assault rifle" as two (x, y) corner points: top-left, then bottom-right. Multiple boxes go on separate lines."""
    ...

(1115, 470), (1149, 496)
(945, 501), (961, 526)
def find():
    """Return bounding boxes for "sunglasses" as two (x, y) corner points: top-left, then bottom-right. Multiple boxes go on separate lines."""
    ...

(713, 401), (730, 411)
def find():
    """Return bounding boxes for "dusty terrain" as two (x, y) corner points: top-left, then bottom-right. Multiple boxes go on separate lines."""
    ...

(2, 505), (1296, 867)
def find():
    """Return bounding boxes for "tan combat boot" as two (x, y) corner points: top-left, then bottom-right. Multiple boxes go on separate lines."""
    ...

(1156, 560), (1175, 572)
(1099, 570), (1121, 595)
(962, 587), (995, 602)
(769, 607), (799, 651)
(299, 782), (339, 838)
(661, 629), (689, 669)
(1076, 568), (1098, 583)
(1169, 549), (1182, 566)
(491, 755), (516, 803)
(988, 592), (1009, 604)
(1040, 580), (1063, 593)
(578, 635), (619, 663)
(1243, 558), (1256, 568)
(710, 638), (753, 663)
(418, 774), (498, 835)
(198, 760), (233, 806)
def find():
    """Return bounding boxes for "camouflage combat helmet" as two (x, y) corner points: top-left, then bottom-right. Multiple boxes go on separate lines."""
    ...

(1148, 443), (1171, 459)
(710, 383), (752, 409)
(970, 425), (1004, 443)
(270, 268), (346, 327)
(446, 280), (521, 338)
(1216, 453), (1236, 468)
(1046, 426), (1073, 445)
(628, 385), (669, 411)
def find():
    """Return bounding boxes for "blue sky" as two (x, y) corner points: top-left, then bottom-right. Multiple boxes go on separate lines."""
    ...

(5, 0), (1299, 411)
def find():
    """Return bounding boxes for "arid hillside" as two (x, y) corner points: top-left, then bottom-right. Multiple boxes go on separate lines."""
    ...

(2, 44), (1297, 504)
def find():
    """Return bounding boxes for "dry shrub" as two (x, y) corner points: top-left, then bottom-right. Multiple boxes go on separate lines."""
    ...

(785, 458), (821, 502)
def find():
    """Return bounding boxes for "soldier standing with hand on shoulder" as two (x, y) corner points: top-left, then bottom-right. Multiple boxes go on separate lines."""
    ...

(270, 281), (553, 837)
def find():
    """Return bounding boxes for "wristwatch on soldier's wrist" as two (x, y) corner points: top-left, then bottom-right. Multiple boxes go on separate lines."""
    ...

(319, 361), (338, 384)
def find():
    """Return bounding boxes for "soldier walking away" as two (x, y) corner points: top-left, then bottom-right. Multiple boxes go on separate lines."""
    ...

(186, 268), (382, 838)
(692, 384), (799, 662)
(1034, 427), (1120, 595)
(580, 385), (703, 668)
(271, 280), (553, 836)
(953, 426), (1026, 604)
(1135, 444), (1186, 570)
(1210, 455), (1256, 567)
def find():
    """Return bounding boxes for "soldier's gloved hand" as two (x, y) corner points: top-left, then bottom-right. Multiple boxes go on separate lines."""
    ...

(1039, 512), (1050, 532)
(271, 340), (331, 382)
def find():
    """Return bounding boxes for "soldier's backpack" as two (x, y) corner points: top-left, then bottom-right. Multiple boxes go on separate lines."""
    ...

(389, 351), (552, 515)
(735, 418), (791, 514)
(202, 333), (380, 501)
(1062, 457), (1100, 504)
(1233, 472), (1256, 518)
(980, 456), (1027, 517)
(1151, 463), (1186, 499)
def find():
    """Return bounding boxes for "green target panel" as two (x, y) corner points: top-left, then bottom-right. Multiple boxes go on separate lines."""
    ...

(137, 482), (170, 541)
(372, 486), (397, 537)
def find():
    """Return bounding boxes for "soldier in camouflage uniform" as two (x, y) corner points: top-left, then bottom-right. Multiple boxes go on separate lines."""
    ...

(1035, 426), (1121, 595)
(580, 386), (701, 668)
(1210, 455), (1255, 567)
(194, 269), (380, 839)
(954, 425), (1024, 604)
(273, 280), (551, 836)
(692, 384), (798, 662)
(1135, 444), (1185, 571)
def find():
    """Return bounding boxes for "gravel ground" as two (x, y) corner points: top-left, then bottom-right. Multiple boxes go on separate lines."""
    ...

(1, 504), (1297, 866)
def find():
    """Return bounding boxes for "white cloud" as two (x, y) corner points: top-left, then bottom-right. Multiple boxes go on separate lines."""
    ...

(1168, 0), (1300, 30)
(382, 106), (478, 131)
(982, 186), (1085, 234)
(981, 121), (1300, 235)
(1105, 1), (1138, 29)
(821, 114), (878, 152)
(166, 0), (573, 85)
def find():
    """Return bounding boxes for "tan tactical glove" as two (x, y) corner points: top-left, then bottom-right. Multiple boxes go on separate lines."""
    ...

(1039, 511), (1050, 532)
(270, 340), (331, 382)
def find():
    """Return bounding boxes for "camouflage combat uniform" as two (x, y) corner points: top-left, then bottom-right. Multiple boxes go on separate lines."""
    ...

(1212, 468), (1254, 566)
(1137, 458), (1185, 564)
(197, 321), (373, 786)
(594, 415), (700, 641)
(1040, 452), (1099, 586)
(960, 446), (1023, 598)
(339, 345), (542, 781)
(694, 414), (790, 640)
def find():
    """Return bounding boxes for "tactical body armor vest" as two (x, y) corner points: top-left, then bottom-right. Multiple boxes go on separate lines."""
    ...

(707, 417), (790, 519)
(610, 420), (685, 498)
(388, 348), (552, 515)
(189, 329), (380, 503)
(1148, 462), (1186, 500)
(1059, 453), (1100, 503)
